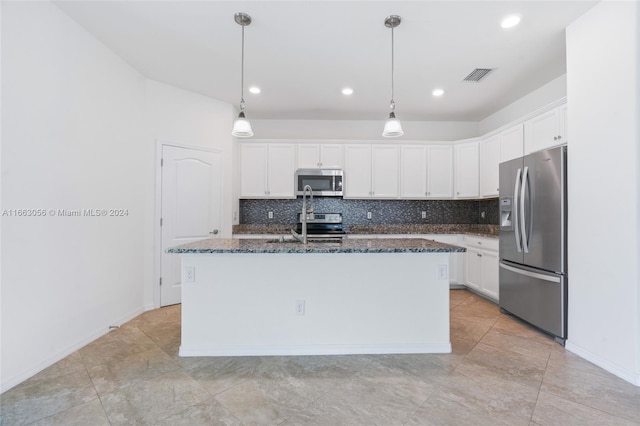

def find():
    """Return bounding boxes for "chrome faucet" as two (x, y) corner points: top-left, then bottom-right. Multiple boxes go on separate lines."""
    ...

(291, 184), (314, 244)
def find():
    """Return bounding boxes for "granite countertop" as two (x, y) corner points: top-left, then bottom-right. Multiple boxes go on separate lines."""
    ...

(232, 224), (499, 238)
(168, 237), (466, 254)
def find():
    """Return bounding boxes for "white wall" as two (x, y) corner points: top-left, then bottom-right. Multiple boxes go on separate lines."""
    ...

(0, 2), (237, 392)
(1, 2), (147, 391)
(566, 2), (640, 386)
(143, 80), (235, 306)
(251, 119), (478, 141)
(478, 75), (567, 135)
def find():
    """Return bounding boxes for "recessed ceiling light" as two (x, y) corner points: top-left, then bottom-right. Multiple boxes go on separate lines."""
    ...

(249, 86), (261, 94)
(432, 88), (445, 97)
(501, 14), (521, 29)
(342, 88), (354, 95)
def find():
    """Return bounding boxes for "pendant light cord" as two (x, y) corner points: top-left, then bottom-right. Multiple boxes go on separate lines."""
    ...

(390, 25), (395, 111)
(240, 23), (245, 111)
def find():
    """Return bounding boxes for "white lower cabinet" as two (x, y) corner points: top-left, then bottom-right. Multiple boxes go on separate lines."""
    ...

(464, 235), (499, 302)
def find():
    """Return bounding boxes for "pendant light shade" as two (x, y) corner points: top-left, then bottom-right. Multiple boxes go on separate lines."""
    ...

(382, 15), (403, 138)
(232, 111), (254, 138)
(232, 12), (253, 138)
(382, 111), (404, 138)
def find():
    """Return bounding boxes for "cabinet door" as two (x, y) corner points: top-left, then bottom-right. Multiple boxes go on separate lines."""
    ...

(559, 104), (568, 142)
(480, 135), (501, 197)
(454, 142), (479, 198)
(465, 247), (482, 291)
(481, 250), (499, 301)
(297, 144), (321, 168)
(240, 144), (268, 197)
(525, 108), (562, 154)
(344, 145), (372, 198)
(372, 145), (399, 198)
(501, 123), (524, 162)
(266, 144), (295, 198)
(319, 144), (343, 169)
(400, 145), (427, 199)
(427, 145), (454, 198)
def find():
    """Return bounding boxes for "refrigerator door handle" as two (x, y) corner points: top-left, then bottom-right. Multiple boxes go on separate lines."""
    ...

(513, 168), (522, 253)
(499, 262), (561, 283)
(520, 166), (529, 253)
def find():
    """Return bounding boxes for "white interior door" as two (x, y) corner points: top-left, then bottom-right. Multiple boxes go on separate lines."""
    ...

(160, 145), (222, 306)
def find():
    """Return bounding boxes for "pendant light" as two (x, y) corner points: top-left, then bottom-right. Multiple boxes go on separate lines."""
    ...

(382, 15), (404, 138)
(231, 12), (254, 138)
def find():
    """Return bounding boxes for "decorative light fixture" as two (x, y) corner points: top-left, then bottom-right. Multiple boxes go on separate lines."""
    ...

(231, 12), (254, 138)
(382, 15), (404, 138)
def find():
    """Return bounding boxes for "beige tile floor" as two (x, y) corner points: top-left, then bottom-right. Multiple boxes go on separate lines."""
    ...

(2, 290), (639, 425)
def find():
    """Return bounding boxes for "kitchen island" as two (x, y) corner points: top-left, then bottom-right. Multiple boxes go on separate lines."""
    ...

(168, 237), (465, 357)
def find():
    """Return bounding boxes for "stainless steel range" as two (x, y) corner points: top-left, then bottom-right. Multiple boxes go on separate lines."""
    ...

(295, 213), (345, 239)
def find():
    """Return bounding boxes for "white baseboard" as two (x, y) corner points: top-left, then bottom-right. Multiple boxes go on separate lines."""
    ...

(179, 342), (452, 357)
(566, 341), (640, 387)
(1, 305), (147, 393)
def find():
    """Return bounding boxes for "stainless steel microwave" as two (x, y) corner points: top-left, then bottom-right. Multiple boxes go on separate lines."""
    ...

(295, 169), (343, 196)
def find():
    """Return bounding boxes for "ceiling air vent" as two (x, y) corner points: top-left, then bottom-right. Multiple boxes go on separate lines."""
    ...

(463, 68), (493, 82)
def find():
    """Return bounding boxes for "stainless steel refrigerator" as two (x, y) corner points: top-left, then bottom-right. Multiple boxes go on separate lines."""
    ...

(499, 145), (567, 344)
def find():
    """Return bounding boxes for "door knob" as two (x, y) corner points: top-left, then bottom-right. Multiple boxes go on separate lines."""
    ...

(210, 229), (219, 235)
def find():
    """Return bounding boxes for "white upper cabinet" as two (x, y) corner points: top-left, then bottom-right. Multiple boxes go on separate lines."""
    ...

(344, 145), (372, 198)
(344, 144), (399, 199)
(501, 123), (524, 163)
(240, 143), (295, 198)
(427, 145), (454, 199)
(372, 145), (400, 198)
(240, 144), (268, 197)
(524, 105), (567, 154)
(400, 144), (454, 199)
(454, 141), (479, 198)
(480, 135), (501, 198)
(400, 145), (427, 199)
(297, 144), (343, 169)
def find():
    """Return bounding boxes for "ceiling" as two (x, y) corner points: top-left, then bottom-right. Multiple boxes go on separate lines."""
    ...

(54, 1), (597, 122)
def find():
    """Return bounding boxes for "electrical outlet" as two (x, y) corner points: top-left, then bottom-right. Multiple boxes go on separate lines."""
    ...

(367, 211), (372, 220)
(421, 211), (427, 219)
(296, 299), (305, 316)
(184, 266), (196, 283)
(438, 264), (448, 280)
(268, 211), (274, 219)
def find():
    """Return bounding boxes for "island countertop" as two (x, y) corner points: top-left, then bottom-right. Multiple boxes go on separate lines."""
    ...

(168, 237), (466, 254)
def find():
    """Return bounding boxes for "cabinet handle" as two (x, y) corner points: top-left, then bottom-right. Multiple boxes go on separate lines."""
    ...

(557, 135), (562, 139)
(477, 253), (482, 257)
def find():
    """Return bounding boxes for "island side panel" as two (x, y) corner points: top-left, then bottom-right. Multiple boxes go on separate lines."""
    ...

(179, 252), (451, 356)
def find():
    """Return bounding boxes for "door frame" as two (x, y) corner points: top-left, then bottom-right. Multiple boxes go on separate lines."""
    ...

(154, 140), (223, 308)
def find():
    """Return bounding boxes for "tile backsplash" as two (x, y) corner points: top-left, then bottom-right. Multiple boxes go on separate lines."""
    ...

(240, 198), (499, 226)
